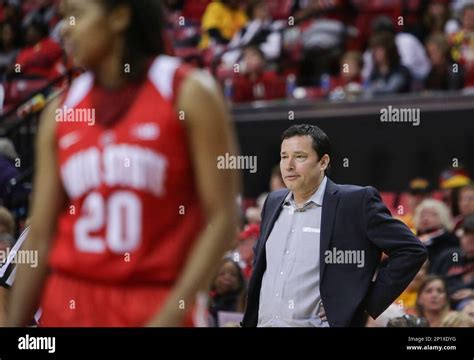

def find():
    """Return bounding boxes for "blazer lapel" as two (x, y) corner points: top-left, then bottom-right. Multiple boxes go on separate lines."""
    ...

(320, 179), (339, 281)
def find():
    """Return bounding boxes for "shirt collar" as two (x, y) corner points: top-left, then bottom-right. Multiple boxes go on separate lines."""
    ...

(284, 176), (327, 208)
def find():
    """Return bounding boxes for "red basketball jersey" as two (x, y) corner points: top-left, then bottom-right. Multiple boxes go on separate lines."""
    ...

(51, 55), (204, 285)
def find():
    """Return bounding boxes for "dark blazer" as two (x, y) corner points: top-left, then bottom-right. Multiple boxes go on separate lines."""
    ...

(242, 178), (427, 327)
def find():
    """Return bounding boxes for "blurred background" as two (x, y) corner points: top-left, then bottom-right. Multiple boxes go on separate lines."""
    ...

(0, 0), (473, 327)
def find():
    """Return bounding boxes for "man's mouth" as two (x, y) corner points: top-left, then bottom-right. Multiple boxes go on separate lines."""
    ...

(285, 175), (299, 180)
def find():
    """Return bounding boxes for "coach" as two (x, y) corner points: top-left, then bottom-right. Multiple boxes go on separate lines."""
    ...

(242, 124), (427, 327)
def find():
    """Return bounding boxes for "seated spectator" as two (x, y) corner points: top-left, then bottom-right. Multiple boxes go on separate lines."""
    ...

(0, 1), (22, 26)
(366, 31), (411, 95)
(450, 3), (474, 88)
(0, 21), (21, 76)
(13, 18), (62, 79)
(413, 199), (459, 270)
(329, 50), (363, 100)
(236, 222), (259, 280)
(386, 314), (429, 327)
(230, 45), (286, 102)
(420, 0), (456, 42)
(362, 16), (431, 83)
(424, 33), (464, 91)
(208, 258), (246, 327)
(438, 167), (471, 224)
(431, 215), (474, 306)
(396, 261), (428, 315)
(398, 177), (432, 232)
(454, 183), (474, 234)
(221, 0), (282, 68)
(416, 275), (453, 327)
(199, 0), (247, 49)
(440, 311), (474, 327)
(269, 164), (285, 191)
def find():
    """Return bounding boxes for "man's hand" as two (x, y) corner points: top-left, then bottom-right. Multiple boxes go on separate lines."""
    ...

(318, 302), (327, 322)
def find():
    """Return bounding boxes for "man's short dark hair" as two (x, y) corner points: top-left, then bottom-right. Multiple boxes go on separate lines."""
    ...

(463, 214), (474, 234)
(281, 124), (331, 161)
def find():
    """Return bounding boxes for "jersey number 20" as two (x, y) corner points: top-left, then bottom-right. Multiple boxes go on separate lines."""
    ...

(74, 191), (141, 253)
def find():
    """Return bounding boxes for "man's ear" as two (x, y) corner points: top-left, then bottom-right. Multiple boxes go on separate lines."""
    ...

(320, 154), (330, 171)
(108, 5), (131, 34)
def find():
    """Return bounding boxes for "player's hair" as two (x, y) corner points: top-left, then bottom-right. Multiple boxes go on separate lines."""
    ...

(102, 0), (166, 79)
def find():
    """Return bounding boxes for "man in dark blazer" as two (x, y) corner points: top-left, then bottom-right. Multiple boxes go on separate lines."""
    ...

(242, 124), (427, 327)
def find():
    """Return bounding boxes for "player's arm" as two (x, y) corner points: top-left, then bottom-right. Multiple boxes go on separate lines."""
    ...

(147, 71), (241, 326)
(7, 97), (66, 326)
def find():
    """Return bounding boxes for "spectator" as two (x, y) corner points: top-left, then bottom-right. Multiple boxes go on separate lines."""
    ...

(439, 167), (471, 221)
(398, 177), (432, 232)
(455, 183), (474, 233)
(413, 199), (459, 270)
(421, 0), (456, 41)
(450, 3), (474, 87)
(230, 45), (286, 102)
(236, 222), (259, 280)
(440, 311), (474, 327)
(13, 18), (62, 79)
(0, 21), (22, 75)
(366, 31), (411, 95)
(199, 0), (247, 49)
(425, 33), (464, 91)
(431, 214), (474, 306)
(416, 275), (452, 327)
(396, 261), (428, 315)
(362, 16), (430, 83)
(208, 258), (246, 327)
(329, 50), (364, 100)
(221, 0), (282, 68)
(269, 164), (285, 191)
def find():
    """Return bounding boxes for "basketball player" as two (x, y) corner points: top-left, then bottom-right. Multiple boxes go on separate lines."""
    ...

(8, 0), (240, 326)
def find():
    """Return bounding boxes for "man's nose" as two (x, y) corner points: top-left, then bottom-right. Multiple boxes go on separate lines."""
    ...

(285, 158), (295, 171)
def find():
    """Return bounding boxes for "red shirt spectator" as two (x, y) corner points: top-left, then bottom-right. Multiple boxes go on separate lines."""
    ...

(16, 37), (62, 78)
(231, 45), (285, 103)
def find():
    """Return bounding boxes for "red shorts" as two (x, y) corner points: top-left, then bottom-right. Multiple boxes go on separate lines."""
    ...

(39, 272), (194, 327)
